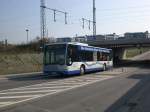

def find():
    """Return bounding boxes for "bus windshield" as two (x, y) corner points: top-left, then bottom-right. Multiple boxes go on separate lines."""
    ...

(44, 44), (66, 65)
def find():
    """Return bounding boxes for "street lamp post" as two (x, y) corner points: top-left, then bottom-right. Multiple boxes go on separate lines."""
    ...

(26, 29), (29, 44)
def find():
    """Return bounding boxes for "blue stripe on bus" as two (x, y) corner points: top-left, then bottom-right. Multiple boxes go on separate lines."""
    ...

(79, 46), (111, 53)
(85, 68), (103, 72)
(44, 70), (80, 75)
(44, 67), (105, 75)
(63, 70), (80, 75)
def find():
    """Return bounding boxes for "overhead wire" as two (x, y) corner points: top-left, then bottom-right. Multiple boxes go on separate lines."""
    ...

(97, 4), (150, 12)
(46, 4), (150, 35)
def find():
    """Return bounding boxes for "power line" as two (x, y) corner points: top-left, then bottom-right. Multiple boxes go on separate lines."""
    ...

(97, 4), (150, 12)
(41, 1), (150, 38)
(40, 0), (98, 38)
(81, 0), (96, 37)
(40, 0), (68, 46)
(82, 18), (93, 30)
(97, 15), (150, 24)
(96, 13), (150, 21)
(45, 7), (68, 24)
(97, 8), (150, 17)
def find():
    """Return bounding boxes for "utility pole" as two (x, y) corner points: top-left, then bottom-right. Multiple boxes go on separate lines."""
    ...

(40, 0), (46, 46)
(82, 18), (93, 30)
(40, 0), (68, 47)
(46, 7), (68, 24)
(93, 0), (96, 37)
(82, 0), (96, 38)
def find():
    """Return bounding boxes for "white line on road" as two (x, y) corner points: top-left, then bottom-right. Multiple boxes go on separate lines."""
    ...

(0, 102), (16, 108)
(5, 86), (72, 91)
(4, 79), (99, 91)
(0, 75), (114, 93)
(0, 75), (115, 109)
(0, 95), (42, 99)
(0, 102), (15, 105)
(0, 90), (57, 95)
(22, 82), (82, 87)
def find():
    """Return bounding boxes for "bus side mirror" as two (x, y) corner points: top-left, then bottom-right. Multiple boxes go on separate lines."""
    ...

(67, 58), (73, 66)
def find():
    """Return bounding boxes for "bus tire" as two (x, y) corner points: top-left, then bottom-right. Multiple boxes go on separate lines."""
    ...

(103, 64), (106, 71)
(80, 65), (85, 75)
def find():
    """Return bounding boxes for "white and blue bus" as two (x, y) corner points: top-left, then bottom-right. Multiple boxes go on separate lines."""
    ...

(43, 42), (113, 75)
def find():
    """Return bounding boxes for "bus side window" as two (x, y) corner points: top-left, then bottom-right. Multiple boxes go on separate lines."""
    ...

(67, 45), (79, 62)
(80, 51), (93, 61)
(93, 51), (97, 61)
(100, 53), (103, 61)
(68, 48), (73, 58)
(45, 51), (50, 64)
(110, 51), (113, 61)
(80, 51), (86, 61)
(107, 55), (110, 61)
(102, 53), (107, 61)
(97, 52), (103, 61)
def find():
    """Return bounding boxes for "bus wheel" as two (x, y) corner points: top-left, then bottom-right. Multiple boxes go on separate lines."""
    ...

(80, 66), (85, 75)
(103, 64), (106, 71)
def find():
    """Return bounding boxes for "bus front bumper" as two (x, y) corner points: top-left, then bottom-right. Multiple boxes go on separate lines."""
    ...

(43, 65), (80, 75)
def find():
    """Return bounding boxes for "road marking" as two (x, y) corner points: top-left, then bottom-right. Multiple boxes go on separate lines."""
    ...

(0, 78), (8, 80)
(21, 82), (81, 87)
(11, 84), (82, 91)
(7, 86), (72, 91)
(0, 102), (16, 105)
(0, 95), (42, 99)
(0, 102), (16, 108)
(0, 75), (113, 93)
(0, 75), (115, 109)
(0, 90), (57, 95)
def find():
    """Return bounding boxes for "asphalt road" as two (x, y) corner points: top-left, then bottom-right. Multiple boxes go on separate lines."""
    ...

(0, 66), (149, 112)
(0, 51), (149, 112)
(0, 73), (58, 91)
(131, 50), (150, 61)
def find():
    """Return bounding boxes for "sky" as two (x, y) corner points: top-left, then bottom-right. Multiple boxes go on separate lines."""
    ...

(1, 0), (150, 43)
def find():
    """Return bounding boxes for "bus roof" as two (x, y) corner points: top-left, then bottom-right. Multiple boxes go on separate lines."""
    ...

(45, 42), (88, 46)
(45, 42), (112, 52)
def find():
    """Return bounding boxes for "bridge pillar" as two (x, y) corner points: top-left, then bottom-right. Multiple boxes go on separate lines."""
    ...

(113, 48), (127, 62)
(123, 49), (127, 59)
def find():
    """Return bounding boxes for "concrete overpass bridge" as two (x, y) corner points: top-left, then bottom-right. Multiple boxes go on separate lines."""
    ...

(87, 38), (150, 62)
